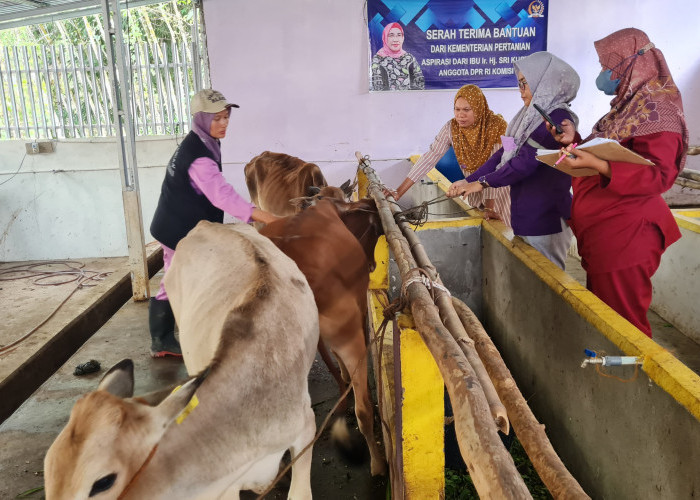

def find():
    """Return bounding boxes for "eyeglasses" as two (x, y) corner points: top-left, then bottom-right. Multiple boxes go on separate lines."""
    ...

(517, 78), (528, 90)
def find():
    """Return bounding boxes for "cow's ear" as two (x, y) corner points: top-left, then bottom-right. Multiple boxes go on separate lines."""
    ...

(340, 179), (357, 197)
(97, 359), (134, 398)
(306, 186), (321, 196)
(155, 368), (209, 424)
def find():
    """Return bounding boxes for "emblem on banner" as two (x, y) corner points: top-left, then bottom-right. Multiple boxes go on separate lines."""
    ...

(527, 0), (545, 17)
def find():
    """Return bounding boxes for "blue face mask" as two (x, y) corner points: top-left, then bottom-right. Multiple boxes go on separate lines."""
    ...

(595, 43), (655, 96)
(596, 69), (620, 95)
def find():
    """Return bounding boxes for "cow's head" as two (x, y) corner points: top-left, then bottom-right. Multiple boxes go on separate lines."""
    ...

(44, 359), (207, 500)
(292, 183), (352, 211)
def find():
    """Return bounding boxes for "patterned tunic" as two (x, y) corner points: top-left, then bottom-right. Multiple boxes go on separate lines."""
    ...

(407, 121), (511, 227)
(371, 53), (425, 91)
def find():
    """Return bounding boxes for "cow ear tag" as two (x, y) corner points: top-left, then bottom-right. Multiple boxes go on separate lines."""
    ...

(171, 385), (200, 425)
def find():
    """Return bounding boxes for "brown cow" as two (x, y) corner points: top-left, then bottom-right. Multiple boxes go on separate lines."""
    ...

(244, 151), (327, 216)
(260, 198), (386, 476)
(244, 151), (355, 216)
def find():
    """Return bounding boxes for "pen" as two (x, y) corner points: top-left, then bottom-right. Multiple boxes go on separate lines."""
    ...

(554, 143), (578, 165)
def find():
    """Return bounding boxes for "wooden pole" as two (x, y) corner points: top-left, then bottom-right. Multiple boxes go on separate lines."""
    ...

(674, 175), (700, 191)
(356, 153), (531, 498)
(452, 297), (590, 500)
(390, 205), (509, 434)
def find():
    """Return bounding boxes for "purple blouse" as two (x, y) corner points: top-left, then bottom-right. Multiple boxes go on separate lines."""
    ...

(466, 108), (573, 236)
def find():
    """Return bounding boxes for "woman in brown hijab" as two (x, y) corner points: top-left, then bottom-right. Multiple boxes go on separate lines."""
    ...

(385, 84), (510, 225)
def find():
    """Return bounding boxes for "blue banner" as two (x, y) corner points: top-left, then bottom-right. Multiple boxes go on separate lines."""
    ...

(368, 0), (549, 91)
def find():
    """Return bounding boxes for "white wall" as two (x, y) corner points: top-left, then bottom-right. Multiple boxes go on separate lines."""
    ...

(0, 137), (178, 260)
(203, 0), (700, 192)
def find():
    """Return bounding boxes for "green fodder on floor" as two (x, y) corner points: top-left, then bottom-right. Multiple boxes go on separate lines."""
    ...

(445, 437), (552, 499)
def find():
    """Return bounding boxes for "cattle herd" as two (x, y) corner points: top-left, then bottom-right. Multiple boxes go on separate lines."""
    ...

(44, 152), (386, 499)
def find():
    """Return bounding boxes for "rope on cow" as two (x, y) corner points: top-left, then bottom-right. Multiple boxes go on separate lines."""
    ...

(254, 289), (406, 499)
(252, 380), (355, 500)
(252, 271), (447, 498)
(253, 311), (393, 500)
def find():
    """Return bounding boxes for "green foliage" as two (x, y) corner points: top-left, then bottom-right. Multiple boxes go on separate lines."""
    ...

(445, 467), (478, 500)
(0, 0), (199, 138)
(0, 0), (194, 47)
(445, 436), (553, 500)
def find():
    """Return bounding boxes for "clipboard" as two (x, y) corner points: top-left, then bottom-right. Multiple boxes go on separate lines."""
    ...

(536, 138), (655, 177)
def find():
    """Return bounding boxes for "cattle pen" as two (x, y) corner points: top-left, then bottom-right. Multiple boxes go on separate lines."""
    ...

(1, 155), (699, 499)
(357, 154), (700, 499)
(2, 0), (700, 497)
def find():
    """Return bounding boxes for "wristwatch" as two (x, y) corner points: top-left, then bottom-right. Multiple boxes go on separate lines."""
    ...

(477, 176), (490, 188)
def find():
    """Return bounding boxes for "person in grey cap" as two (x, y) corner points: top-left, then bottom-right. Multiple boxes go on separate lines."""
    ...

(148, 89), (279, 358)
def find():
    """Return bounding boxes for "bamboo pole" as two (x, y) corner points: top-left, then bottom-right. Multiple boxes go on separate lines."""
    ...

(451, 297), (590, 500)
(678, 167), (700, 182)
(675, 176), (700, 191)
(356, 153), (531, 499)
(385, 193), (510, 435)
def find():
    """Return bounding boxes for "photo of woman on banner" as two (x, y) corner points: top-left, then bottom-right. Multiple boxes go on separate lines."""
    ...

(371, 22), (425, 91)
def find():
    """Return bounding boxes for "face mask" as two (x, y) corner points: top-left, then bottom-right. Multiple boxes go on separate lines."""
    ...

(596, 69), (620, 95)
(594, 43), (655, 96)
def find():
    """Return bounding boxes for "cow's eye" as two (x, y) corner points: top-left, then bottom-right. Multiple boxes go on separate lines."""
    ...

(89, 473), (117, 497)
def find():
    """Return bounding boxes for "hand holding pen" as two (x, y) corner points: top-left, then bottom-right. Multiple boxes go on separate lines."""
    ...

(555, 143), (578, 165)
(555, 143), (613, 178)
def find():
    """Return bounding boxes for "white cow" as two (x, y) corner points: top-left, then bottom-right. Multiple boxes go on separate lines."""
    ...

(44, 222), (319, 499)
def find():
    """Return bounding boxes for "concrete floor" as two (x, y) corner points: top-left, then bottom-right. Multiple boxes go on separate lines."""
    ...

(0, 261), (386, 500)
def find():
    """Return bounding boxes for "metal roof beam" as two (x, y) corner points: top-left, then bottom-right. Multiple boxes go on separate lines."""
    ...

(0, 0), (163, 31)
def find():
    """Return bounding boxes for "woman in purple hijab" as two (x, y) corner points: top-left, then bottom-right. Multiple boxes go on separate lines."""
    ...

(148, 89), (278, 358)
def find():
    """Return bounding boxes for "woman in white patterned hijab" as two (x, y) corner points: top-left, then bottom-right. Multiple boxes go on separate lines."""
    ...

(498, 51), (580, 169)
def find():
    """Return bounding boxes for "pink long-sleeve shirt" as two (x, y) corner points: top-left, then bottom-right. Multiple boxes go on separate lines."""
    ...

(188, 157), (255, 223)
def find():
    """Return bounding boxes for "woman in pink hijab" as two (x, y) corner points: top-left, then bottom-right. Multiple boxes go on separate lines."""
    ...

(552, 28), (688, 337)
(371, 22), (424, 91)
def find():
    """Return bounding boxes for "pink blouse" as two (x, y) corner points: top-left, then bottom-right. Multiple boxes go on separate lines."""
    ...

(188, 157), (255, 223)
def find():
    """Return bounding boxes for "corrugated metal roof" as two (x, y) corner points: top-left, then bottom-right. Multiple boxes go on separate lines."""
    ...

(0, 0), (163, 31)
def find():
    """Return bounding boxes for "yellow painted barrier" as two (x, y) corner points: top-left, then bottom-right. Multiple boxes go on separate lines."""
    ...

(673, 208), (700, 233)
(367, 215), (480, 497)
